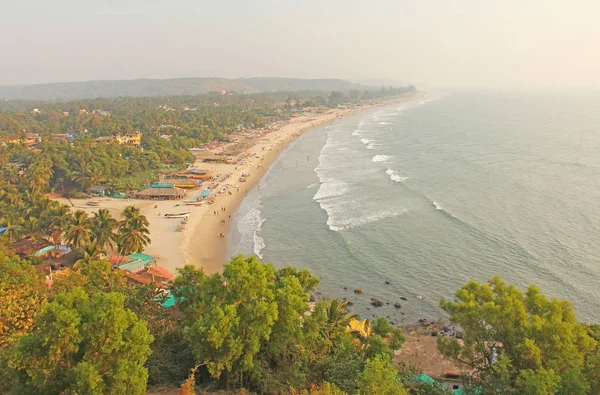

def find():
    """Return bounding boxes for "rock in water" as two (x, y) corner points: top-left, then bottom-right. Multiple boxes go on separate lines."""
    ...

(394, 303), (402, 309)
(354, 289), (364, 294)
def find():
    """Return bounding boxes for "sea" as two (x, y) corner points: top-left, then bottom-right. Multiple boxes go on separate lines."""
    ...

(227, 91), (600, 325)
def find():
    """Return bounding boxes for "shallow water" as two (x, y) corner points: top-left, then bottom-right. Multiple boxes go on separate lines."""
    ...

(228, 91), (600, 324)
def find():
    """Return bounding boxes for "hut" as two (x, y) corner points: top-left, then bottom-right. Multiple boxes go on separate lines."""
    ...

(137, 184), (187, 200)
(158, 177), (197, 189)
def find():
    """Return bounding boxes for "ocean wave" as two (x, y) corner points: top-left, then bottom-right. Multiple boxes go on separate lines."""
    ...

(372, 154), (392, 162)
(328, 208), (406, 231)
(305, 183), (319, 189)
(378, 121), (392, 125)
(254, 231), (265, 258)
(352, 130), (362, 136)
(235, 206), (266, 258)
(313, 180), (349, 200)
(360, 138), (372, 145)
(432, 200), (442, 210)
(386, 168), (407, 183)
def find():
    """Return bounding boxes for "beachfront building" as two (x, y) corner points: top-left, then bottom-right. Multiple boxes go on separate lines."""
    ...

(158, 176), (198, 189)
(137, 183), (187, 200)
(179, 168), (213, 181)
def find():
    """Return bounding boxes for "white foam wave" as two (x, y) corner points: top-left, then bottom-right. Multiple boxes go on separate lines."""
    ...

(352, 130), (362, 136)
(328, 208), (405, 231)
(236, 206), (266, 258)
(432, 201), (442, 210)
(360, 138), (372, 145)
(378, 121), (392, 125)
(386, 168), (407, 183)
(305, 183), (319, 189)
(372, 154), (392, 162)
(253, 231), (265, 258)
(313, 180), (348, 200)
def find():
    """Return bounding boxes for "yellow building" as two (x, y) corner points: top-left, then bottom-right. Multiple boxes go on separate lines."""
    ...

(116, 131), (142, 146)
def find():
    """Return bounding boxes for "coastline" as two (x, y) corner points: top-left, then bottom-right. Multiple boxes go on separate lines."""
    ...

(187, 92), (426, 274)
(57, 93), (425, 276)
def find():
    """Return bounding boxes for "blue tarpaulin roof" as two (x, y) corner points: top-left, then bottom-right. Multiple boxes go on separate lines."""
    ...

(0, 227), (7, 235)
(200, 189), (211, 197)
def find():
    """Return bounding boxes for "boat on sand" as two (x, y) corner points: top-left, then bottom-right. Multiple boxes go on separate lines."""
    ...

(164, 212), (191, 218)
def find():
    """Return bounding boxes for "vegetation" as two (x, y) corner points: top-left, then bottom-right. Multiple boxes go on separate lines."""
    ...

(438, 276), (599, 394)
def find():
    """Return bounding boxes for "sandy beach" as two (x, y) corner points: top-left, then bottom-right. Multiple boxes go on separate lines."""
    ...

(58, 93), (424, 275)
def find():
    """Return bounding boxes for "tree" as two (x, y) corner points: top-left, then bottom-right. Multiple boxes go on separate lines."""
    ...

(182, 255), (278, 385)
(9, 288), (153, 394)
(358, 354), (408, 395)
(0, 248), (47, 346)
(91, 208), (118, 251)
(48, 204), (72, 246)
(438, 276), (596, 393)
(64, 209), (93, 250)
(117, 206), (150, 256)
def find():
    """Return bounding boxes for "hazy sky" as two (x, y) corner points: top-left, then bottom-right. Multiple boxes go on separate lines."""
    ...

(1, 0), (598, 88)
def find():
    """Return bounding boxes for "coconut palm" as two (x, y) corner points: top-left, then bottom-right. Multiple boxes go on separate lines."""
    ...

(91, 208), (118, 251)
(21, 217), (41, 240)
(322, 299), (359, 345)
(117, 206), (151, 257)
(75, 244), (105, 266)
(49, 205), (72, 246)
(64, 210), (92, 250)
(0, 212), (22, 242)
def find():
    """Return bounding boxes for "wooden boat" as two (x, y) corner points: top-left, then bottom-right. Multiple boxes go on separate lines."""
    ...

(183, 200), (203, 206)
(164, 212), (191, 219)
(87, 201), (101, 206)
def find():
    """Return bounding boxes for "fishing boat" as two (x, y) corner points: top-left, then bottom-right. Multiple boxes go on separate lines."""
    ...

(87, 201), (102, 206)
(164, 212), (191, 219)
(183, 200), (203, 206)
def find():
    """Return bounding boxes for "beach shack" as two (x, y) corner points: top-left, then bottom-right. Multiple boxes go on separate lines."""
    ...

(89, 185), (110, 196)
(116, 253), (156, 274)
(137, 184), (187, 200)
(159, 177), (197, 189)
(12, 239), (54, 259)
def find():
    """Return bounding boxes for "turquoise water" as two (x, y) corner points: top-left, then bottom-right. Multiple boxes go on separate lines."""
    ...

(227, 91), (600, 324)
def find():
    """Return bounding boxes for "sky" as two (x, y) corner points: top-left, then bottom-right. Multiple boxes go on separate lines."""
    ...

(0, 0), (599, 89)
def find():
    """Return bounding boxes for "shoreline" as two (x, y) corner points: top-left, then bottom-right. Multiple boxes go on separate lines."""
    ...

(188, 92), (427, 273)
(56, 93), (426, 276)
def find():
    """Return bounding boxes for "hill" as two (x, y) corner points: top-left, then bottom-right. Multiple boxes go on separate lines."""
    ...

(0, 77), (370, 101)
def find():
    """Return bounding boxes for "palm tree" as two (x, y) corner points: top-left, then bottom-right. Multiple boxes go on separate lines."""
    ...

(49, 205), (72, 246)
(21, 217), (41, 240)
(64, 210), (92, 250)
(322, 299), (359, 346)
(91, 208), (118, 251)
(75, 244), (105, 266)
(117, 206), (151, 257)
(0, 212), (22, 242)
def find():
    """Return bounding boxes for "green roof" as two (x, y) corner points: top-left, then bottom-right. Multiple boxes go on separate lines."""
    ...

(150, 183), (175, 188)
(127, 253), (154, 262)
(118, 259), (147, 272)
(34, 245), (55, 256)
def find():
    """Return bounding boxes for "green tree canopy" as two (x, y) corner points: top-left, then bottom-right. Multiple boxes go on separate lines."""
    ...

(438, 276), (596, 394)
(9, 288), (153, 394)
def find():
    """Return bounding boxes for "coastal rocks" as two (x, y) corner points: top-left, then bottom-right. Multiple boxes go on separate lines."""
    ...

(385, 281), (391, 285)
(394, 303), (402, 309)
(346, 301), (354, 306)
(354, 289), (363, 294)
(370, 299), (384, 307)
(400, 296), (408, 301)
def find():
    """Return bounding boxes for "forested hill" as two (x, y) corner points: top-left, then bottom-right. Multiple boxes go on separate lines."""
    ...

(0, 77), (370, 101)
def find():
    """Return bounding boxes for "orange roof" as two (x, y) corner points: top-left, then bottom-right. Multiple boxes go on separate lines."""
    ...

(146, 266), (175, 280)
